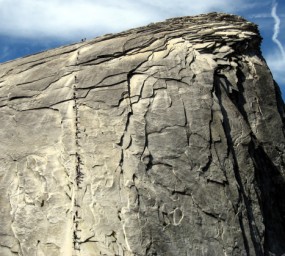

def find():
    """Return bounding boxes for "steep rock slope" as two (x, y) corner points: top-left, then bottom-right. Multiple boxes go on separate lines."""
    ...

(0, 13), (285, 256)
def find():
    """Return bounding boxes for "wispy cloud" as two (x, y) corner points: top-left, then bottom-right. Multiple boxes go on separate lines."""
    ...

(0, 0), (249, 40)
(267, 0), (285, 87)
(271, 0), (285, 59)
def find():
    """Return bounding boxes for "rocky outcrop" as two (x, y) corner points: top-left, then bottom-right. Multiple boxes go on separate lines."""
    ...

(0, 13), (285, 256)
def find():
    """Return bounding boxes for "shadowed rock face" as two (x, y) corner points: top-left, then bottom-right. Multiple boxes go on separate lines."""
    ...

(0, 12), (285, 256)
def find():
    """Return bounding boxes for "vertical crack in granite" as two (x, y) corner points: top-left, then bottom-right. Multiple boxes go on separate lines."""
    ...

(213, 70), (262, 255)
(0, 12), (285, 256)
(72, 76), (84, 251)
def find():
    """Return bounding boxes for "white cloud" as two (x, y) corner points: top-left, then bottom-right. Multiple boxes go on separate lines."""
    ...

(0, 0), (250, 40)
(271, 1), (285, 59)
(264, 0), (285, 87)
(0, 0), (143, 39)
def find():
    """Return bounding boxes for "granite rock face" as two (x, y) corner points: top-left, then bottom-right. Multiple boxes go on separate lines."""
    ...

(0, 13), (285, 256)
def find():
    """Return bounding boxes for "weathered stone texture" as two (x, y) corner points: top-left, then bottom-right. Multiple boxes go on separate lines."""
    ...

(0, 13), (285, 256)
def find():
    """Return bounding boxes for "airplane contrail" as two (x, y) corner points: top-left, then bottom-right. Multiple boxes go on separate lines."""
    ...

(271, 0), (285, 59)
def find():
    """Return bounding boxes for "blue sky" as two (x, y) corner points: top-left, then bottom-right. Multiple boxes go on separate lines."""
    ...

(0, 0), (284, 97)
